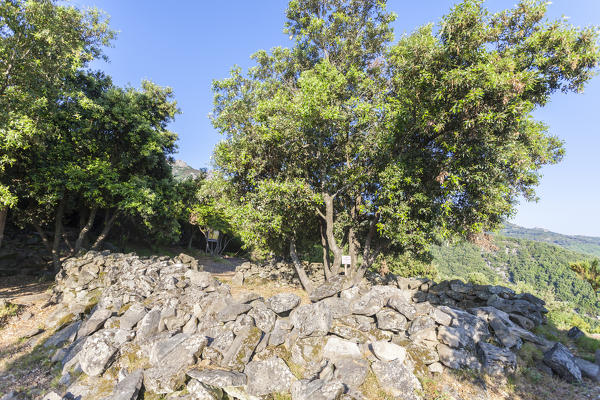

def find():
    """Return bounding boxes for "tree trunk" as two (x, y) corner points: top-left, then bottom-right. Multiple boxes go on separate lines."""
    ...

(33, 221), (52, 252)
(75, 206), (97, 253)
(91, 210), (119, 250)
(290, 240), (314, 294)
(63, 233), (74, 253)
(319, 220), (332, 280)
(351, 215), (378, 285)
(0, 207), (7, 249)
(187, 229), (194, 250)
(323, 193), (343, 275)
(52, 197), (66, 271)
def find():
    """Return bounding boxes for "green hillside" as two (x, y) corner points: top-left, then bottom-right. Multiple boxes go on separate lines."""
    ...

(171, 160), (206, 181)
(501, 223), (600, 258)
(431, 236), (600, 321)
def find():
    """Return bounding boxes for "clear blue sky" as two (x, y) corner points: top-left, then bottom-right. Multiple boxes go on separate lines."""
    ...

(72, 0), (600, 236)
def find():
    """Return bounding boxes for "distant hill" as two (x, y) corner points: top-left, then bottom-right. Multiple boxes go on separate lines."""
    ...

(171, 160), (206, 181)
(500, 222), (600, 258)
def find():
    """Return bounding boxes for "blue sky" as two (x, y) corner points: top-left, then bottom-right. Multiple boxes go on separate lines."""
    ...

(72, 0), (600, 236)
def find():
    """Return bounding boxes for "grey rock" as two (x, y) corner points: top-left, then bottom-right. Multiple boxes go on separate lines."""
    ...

(245, 357), (296, 396)
(44, 321), (81, 348)
(149, 333), (189, 366)
(437, 326), (474, 349)
(309, 275), (345, 302)
(333, 358), (369, 389)
(543, 342), (582, 383)
(371, 359), (422, 400)
(407, 315), (436, 336)
(136, 307), (161, 340)
(186, 379), (223, 400)
(186, 270), (215, 289)
(370, 341), (407, 362)
(428, 362), (444, 374)
(574, 357), (600, 382)
(221, 325), (262, 371)
(437, 343), (480, 370)
(77, 308), (112, 338)
(477, 342), (517, 375)
(322, 336), (362, 362)
(567, 326), (585, 340)
(78, 330), (118, 377)
(187, 369), (247, 387)
(248, 304), (276, 333)
(320, 296), (351, 319)
(216, 303), (252, 322)
(266, 293), (301, 314)
(106, 369), (143, 400)
(350, 289), (386, 316)
(387, 295), (417, 320)
(291, 378), (345, 400)
(290, 302), (332, 338)
(375, 308), (407, 332)
(430, 308), (452, 326)
(42, 392), (62, 400)
(269, 318), (292, 347)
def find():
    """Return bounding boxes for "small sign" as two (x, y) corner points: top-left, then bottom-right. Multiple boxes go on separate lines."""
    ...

(207, 229), (220, 242)
(341, 255), (351, 265)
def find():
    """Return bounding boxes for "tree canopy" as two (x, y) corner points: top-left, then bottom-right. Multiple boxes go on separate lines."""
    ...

(212, 0), (600, 291)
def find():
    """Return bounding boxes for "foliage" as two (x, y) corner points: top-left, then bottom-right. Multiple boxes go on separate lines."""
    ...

(502, 222), (600, 258)
(212, 0), (600, 285)
(570, 259), (600, 291)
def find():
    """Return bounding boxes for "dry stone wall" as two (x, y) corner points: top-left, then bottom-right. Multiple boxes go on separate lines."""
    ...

(37, 252), (599, 400)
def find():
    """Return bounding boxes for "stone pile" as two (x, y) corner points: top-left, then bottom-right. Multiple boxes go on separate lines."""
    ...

(37, 252), (598, 400)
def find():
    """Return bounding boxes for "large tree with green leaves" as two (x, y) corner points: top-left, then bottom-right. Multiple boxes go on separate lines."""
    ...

(213, 0), (599, 292)
(0, 0), (113, 247)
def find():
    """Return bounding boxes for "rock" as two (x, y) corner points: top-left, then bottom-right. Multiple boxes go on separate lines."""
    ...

(370, 341), (407, 362)
(291, 336), (327, 366)
(42, 392), (62, 400)
(248, 304), (276, 333)
(596, 349), (600, 366)
(441, 306), (489, 343)
(269, 317), (292, 347)
(333, 358), (369, 389)
(44, 321), (81, 348)
(106, 369), (143, 400)
(290, 302), (332, 338)
(428, 362), (444, 374)
(187, 369), (247, 387)
(543, 343), (582, 383)
(371, 359), (422, 400)
(477, 342), (516, 375)
(245, 357), (296, 396)
(430, 308), (452, 326)
(375, 308), (407, 332)
(136, 307), (161, 340)
(221, 325), (263, 371)
(437, 343), (480, 370)
(266, 293), (301, 315)
(407, 315), (436, 336)
(322, 336), (362, 362)
(437, 326), (474, 349)
(309, 275), (345, 302)
(186, 270), (215, 289)
(77, 308), (112, 338)
(119, 303), (147, 331)
(574, 357), (600, 382)
(186, 379), (223, 400)
(291, 378), (345, 400)
(567, 326), (585, 340)
(350, 289), (386, 316)
(79, 330), (118, 377)
(149, 333), (189, 366)
(216, 303), (252, 322)
(320, 296), (351, 319)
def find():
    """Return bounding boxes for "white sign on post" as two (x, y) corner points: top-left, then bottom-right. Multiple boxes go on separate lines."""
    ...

(341, 255), (351, 265)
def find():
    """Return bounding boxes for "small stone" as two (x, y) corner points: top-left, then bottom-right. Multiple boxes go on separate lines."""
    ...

(428, 362), (444, 374)
(370, 341), (407, 362)
(322, 336), (362, 362)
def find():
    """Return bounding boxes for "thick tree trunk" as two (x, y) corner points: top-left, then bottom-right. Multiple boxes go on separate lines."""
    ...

(33, 221), (52, 252)
(290, 240), (314, 294)
(52, 197), (66, 271)
(319, 221), (332, 280)
(75, 206), (97, 253)
(0, 207), (7, 249)
(91, 210), (119, 250)
(187, 229), (194, 250)
(323, 193), (343, 275)
(63, 233), (74, 253)
(351, 215), (378, 285)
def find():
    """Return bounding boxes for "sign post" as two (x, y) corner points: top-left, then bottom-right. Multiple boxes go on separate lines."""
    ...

(341, 255), (351, 275)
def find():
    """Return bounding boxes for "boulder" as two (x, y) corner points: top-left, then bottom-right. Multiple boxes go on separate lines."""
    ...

(567, 326), (585, 340)
(290, 302), (332, 338)
(221, 326), (263, 371)
(248, 303), (276, 333)
(574, 357), (600, 382)
(375, 308), (407, 332)
(106, 369), (143, 400)
(78, 330), (119, 377)
(291, 378), (345, 400)
(543, 343), (582, 383)
(332, 358), (369, 389)
(77, 308), (112, 338)
(437, 343), (480, 370)
(309, 276), (345, 302)
(245, 357), (296, 396)
(477, 342), (517, 375)
(322, 336), (362, 362)
(370, 341), (407, 362)
(266, 293), (301, 315)
(44, 321), (81, 348)
(371, 359), (422, 400)
(136, 307), (161, 340)
(351, 289), (386, 316)
(186, 379), (223, 400)
(437, 326), (474, 349)
(216, 303), (252, 322)
(407, 315), (436, 336)
(187, 369), (247, 388)
(119, 303), (147, 331)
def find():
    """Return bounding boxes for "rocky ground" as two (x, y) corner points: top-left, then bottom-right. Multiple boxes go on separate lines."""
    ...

(0, 252), (599, 400)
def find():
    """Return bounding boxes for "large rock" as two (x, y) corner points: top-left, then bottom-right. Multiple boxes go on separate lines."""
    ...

(77, 308), (112, 338)
(574, 357), (600, 382)
(437, 343), (480, 370)
(309, 275), (345, 302)
(543, 343), (582, 383)
(136, 307), (161, 340)
(78, 330), (119, 377)
(186, 379), (223, 400)
(350, 289), (386, 316)
(322, 336), (362, 362)
(333, 358), (369, 389)
(245, 357), (296, 396)
(187, 369), (246, 387)
(106, 369), (143, 400)
(370, 341), (407, 362)
(248, 303), (276, 333)
(119, 303), (147, 331)
(216, 303), (252, 322)
(437, 326), (474, 349)
(266, 293), (301, 315)
(371, 359), (422, 400)
(291, 378), (345, 400)
(221, 326), (263, 371)
(290, 302), (332, 338)
(376, 308), (407, 332)
(44, 321), (82, 348)
(477, 342), (517, 375)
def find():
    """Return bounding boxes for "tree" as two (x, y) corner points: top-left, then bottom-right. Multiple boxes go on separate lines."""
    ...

(212, 0), (599, 292)
(0, 0), (114, 247)
(571, 259), (600, 292)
